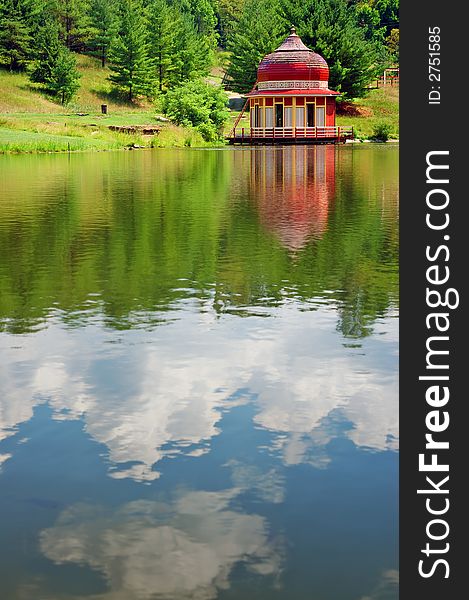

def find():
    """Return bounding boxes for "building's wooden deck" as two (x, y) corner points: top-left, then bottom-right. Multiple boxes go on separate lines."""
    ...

(227, 126), (354, 145)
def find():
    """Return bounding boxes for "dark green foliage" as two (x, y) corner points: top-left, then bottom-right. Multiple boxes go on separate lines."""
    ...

(217, 0), (244, 47)
(386, 27), (398, 62)
(374, 0), (399, 36)
(162, 79), (229, 140)
(168, 11), (212, 85)
(29, 18), (62, 83)
(145, 0), (175, 91)
(0, 0), (43, 70)
(50, 0), (92, 50)
(0, 0), (32, 70)
(29, 18), (80, 103)
(225, 0), (284, 93)
(370, 120), (392, 141)
(109, 0), (154, 101)
(278, 0), (380, 98)
(354, 0), (386, 43)
(48, 44), (81, 103)
(89, 0), (117, 66)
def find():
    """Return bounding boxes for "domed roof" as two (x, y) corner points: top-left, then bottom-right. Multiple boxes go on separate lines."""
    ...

(256, 27), (332, 92)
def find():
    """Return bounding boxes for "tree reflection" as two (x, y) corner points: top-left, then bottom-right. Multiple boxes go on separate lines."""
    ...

(0, 146), (398, 337)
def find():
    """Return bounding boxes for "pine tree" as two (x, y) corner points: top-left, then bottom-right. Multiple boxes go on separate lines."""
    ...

(89, 0), (116, 67)
(49, 45), (81, 103)
(146, 0), (173, 91)
(168, 11), (211, 86)
(0, 0), (32, 70)
(29, 18), (80, 104)
(50, 0), (91, 50)
(109, 0), (154, 101)
(226, 0), (284, 93)
(29, 18), (62, 84)
(217, 0), (244, 47)
(278, 0), (380, 98)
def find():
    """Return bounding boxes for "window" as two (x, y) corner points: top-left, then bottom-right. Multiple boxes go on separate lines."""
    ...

(254, 106), (261, 127)
(296, 107), (305, 128)
(275, 104), (283, 128)
(285, 107), (293, 128)
(265, 107), (273, 128)
(316, 106), (325, 127)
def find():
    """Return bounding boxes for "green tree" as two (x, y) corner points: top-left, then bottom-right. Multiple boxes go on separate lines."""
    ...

(386, 27), (398, 63)
(168, 11), (211, 86)
(0, 0), (32, 70)
(109, 0), (154, 101)
(162, 79), (229, 140)
(89, 0), (116, 66)
(225, 0), (284, 93)
(29, 19), (80, 103)
(48, 45), (81, 103)
(354, 0), (386, 43)
(29, 18), (62, 83)
(217, 0), (244, 47)
(278, 0), (379, 98)
(374, 0), (398, 36)
(50, 0), (91, 50)
(145, 0), (173, 91)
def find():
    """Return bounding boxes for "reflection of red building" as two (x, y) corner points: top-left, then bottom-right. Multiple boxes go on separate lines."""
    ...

(251, 145), (336, 251)
(229, 28), (353, 144)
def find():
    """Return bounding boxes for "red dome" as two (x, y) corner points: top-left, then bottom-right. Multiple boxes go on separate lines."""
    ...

(256, 27), (330, 91)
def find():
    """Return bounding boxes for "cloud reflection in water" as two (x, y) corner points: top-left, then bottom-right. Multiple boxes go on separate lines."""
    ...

(0, 302), (397, 481)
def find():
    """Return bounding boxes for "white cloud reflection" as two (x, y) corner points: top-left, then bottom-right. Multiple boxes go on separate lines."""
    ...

(40, 489), (280, 600)
(0, 301), (398, 480)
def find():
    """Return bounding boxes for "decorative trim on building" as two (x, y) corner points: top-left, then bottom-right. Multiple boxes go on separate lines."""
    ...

(258, 80), (328, 90)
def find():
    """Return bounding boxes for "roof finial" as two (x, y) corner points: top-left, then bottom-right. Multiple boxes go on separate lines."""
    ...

(290, 25), (297, 35)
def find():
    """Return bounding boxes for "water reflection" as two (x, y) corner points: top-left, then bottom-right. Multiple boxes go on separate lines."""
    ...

(252, 146), (335, 251)
(40, 490), (280, 600)
(0, 303), (397, 481)
(0, 145), (398, 599)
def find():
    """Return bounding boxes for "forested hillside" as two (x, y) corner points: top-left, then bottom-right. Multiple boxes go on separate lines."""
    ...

(1, 0), (398, 103)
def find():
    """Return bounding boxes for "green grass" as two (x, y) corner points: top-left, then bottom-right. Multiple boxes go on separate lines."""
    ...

(0, 55), (399, 152)
(336, 86), (399, 139)
(0, 126), (120, 152)
(0, 55), (220, 153)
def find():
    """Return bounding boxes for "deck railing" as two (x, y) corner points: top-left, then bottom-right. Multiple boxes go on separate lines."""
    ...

(230, 126), (354, 141)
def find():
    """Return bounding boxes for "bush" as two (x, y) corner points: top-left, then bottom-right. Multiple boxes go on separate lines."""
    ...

(370, 121), (393, 142)
(161, 80), (229, 141)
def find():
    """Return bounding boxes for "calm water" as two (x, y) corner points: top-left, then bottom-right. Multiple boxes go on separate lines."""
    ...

(0, 145), (398, 600)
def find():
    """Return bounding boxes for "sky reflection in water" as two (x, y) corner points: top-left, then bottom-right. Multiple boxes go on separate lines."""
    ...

(0, 145), (398, 600)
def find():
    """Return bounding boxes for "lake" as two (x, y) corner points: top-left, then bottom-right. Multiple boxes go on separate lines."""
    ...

(0, 144), (398, 600)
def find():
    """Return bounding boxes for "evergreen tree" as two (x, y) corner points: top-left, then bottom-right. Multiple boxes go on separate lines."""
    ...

(168, 10), (211, 86)
(278, 0), (379, 98)
(29, 18), (62, 83)
(386, 27), (398, 63)
(89, 0), (116, 66)
(226, 0), (284, 93)
(354, 0), (386, 44)
(0, 0), (32, 70)
(109, 0), (154, 101)
(374, 0), (399, 36)
(217, 0), (244, 47)
(48, 45), (81, 103)
(29, 19), (80, 104)
(50, 0), (91, 50)
(146, 0), (173, 91)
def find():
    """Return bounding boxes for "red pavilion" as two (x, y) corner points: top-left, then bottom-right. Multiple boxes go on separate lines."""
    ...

(229, 27), (353, 144)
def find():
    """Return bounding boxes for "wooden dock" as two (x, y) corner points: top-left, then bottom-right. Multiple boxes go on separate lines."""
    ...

(227, 126), (353, 145)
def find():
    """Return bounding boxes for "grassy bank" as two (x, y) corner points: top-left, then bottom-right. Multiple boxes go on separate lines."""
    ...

(0, 55), (398, 153)
(0, 55), (214, 153)
(337, 86), (399, 139)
